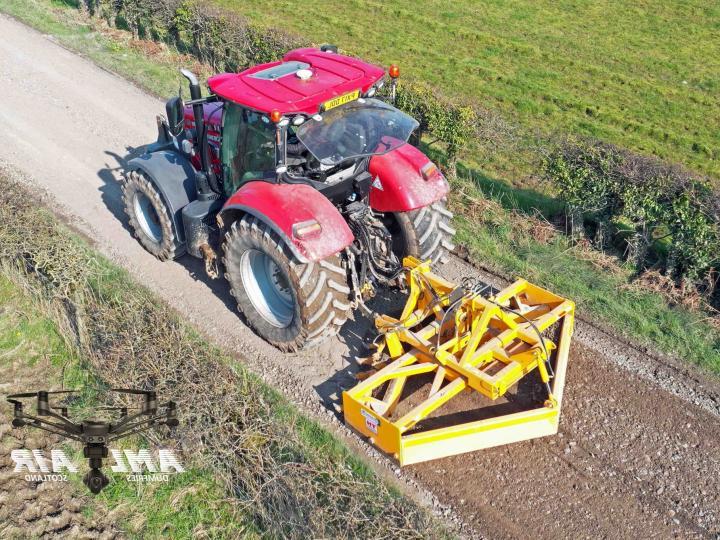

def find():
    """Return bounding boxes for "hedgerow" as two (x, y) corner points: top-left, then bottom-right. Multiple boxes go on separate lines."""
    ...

(544, 139), (623, 242)
(394, 82), (477, 171)
(546, 138), (719, 287)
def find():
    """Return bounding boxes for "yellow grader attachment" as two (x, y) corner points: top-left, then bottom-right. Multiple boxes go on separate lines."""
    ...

(342, 257), (575, 465)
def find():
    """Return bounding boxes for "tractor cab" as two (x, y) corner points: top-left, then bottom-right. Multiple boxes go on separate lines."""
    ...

(218, 95), (419, 201)
(219, 105), (276, 195)
(204, 48), (413, 199)
(166, 47), (413, 202)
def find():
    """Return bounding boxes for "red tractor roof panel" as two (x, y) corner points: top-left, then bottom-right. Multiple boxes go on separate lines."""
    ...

(207, 48), (385, 115)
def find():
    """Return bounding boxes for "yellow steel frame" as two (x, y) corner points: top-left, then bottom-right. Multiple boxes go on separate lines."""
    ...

(342, 257), (575, 465)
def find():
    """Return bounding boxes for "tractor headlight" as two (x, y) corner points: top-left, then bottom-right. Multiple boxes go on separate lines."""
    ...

(366, 86), (377, 97)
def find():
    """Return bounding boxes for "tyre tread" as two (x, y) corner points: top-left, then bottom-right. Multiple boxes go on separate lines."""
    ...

(401, 199), (456, 266)
(222, 216), (351, 351)
(122, 169), (184, 260)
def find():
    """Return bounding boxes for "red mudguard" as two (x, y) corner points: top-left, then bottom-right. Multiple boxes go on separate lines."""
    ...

(220, 182), (354, 262)
(368, 143), (450, 213)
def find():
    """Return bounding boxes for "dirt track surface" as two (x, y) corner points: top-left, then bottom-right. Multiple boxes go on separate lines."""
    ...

(1, 14), (719, 539)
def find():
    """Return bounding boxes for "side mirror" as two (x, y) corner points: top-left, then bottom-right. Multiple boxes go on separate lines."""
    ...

(165, 96), (184, 136)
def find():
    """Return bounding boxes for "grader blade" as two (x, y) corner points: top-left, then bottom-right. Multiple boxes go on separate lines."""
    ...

(342, 257), (575, 465)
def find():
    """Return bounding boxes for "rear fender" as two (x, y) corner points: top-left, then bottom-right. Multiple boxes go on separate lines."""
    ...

(126, 150), (197, 243)
(219, 182), (354, 263)
(368, 143), (449, 213)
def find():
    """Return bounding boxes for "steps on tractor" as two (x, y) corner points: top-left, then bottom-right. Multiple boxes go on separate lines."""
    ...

(342, 257), (575, 465)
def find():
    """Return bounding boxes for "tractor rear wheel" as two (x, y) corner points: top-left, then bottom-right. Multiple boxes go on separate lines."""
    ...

(388, 199), (456, 265)
(223, 215), (352, 352)
(122, 170), (184, 260)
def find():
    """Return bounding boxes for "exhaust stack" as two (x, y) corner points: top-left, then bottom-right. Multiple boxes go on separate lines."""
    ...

(180, 69), (215, 198)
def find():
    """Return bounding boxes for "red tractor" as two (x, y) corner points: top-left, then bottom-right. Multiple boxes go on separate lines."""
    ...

(123, 46), (456, 351)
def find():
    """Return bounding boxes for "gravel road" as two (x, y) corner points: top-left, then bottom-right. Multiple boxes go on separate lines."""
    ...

(1, 13), (719, 539)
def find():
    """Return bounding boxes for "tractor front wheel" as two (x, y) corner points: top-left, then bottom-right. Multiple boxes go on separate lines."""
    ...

(388, 199), (456, 265)
(122, 170), (184, 260)
(223, 215), (352, 352)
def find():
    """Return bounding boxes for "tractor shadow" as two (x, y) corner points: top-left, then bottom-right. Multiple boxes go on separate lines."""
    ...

(96, 148), (238, 314)
(96, 147), (141, 238)
(314, 288), (407, 419)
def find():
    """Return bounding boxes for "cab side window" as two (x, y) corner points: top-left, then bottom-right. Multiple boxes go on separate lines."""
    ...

(221, 104), (276, 197)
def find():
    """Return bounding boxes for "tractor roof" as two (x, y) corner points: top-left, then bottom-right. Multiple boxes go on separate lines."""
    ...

(207, 48), (385, 115)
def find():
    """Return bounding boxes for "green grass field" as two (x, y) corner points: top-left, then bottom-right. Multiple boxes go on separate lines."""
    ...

(218, 0), (720, 179)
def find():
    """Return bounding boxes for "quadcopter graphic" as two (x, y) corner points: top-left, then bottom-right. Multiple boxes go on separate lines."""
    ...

(7, 388), (178, 493)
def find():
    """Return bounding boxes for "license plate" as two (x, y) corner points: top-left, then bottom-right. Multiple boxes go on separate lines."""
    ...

(322, 90), (360, 111)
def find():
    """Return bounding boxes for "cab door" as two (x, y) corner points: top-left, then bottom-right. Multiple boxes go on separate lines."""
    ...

(221, 103), (277, 197)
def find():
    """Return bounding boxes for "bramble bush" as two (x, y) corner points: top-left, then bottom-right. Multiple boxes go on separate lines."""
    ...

(546, 138), (719, 288)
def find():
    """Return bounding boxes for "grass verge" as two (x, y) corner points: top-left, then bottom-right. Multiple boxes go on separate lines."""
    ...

(0, 0), (718, 375)
(0, 170), (446, 538)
